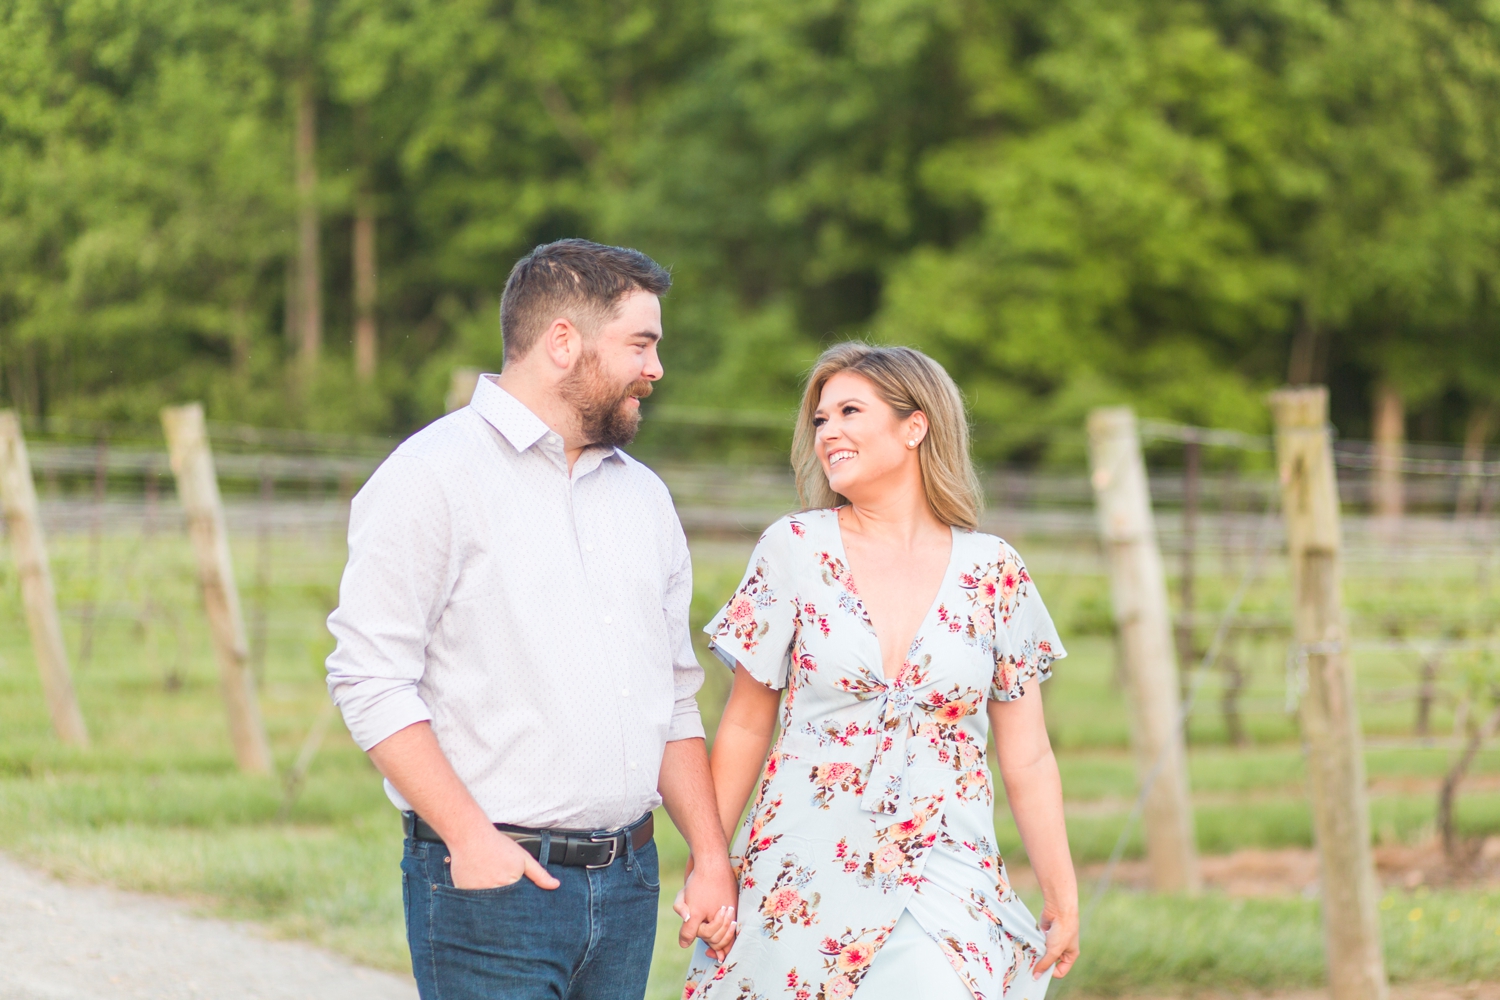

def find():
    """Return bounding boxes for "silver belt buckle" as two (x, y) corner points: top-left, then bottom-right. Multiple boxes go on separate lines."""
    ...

(585, 833), (620, 869)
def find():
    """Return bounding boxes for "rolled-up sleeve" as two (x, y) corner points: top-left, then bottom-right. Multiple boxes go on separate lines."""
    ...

(325, 453), (453, 750)
(663, 526), (706, 742)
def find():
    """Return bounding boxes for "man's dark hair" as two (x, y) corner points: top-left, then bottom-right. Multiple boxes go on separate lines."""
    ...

(500, 239), (671, 362)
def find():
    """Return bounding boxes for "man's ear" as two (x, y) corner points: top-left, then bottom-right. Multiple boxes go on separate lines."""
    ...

(540, 316), (583, 371)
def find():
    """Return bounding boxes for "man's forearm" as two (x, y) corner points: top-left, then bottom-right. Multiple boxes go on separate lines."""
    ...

(658, 737), (731, 869)
(366, 721), (493, 849)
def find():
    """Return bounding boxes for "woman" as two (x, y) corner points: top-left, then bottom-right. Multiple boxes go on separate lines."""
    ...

(682, 343), (1079, 1000)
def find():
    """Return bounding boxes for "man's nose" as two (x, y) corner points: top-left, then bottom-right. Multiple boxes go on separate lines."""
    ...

(642, 348), (664, 381)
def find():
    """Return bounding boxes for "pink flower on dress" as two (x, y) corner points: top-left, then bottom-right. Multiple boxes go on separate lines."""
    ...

(977, 573), (999, 601)
(995, 659), (1018, 693)
(728, 595), (756, 625)
(813, 762), (856, 787)
(893, 812), (929, 838)
(959, 742), (981, 767)
(936, 699), (975, 722)
(825, 974), (857, 999)
(873, 844), (906, 873)
(837, 941), (877, 972)
(763, 887), (803, 917)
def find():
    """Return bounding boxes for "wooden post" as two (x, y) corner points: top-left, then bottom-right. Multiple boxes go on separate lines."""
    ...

(446, 368), (481, 412)
(1372, 381), (1404, 539)
(161, 404), (274, 775)
(1270, 386), (1387, 1000)
(0, 411), (90, 746)
(1087, 407), (1201, 894)
(1176, 436), (1201, 702)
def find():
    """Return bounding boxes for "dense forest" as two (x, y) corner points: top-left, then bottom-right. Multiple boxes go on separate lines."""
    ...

(3, 0), (1500, 462)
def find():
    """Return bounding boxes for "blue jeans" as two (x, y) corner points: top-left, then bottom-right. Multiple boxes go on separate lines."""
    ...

(402, 832), (660, 1000)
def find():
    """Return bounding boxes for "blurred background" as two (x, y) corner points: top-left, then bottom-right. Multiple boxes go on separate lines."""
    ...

(3, 1), (1500, 998)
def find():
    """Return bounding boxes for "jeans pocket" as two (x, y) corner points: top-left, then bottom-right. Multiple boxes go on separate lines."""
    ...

(630, 840), (661, 891)
(438, 854), (529, 895)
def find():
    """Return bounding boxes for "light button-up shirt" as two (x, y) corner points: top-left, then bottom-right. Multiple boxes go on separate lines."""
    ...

(325, 376), (705, 831)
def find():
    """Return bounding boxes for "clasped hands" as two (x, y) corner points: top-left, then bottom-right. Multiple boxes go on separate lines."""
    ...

(672, 854), (739, 962)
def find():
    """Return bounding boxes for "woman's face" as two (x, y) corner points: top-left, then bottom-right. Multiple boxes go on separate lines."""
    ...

(813, 371), (926, 501)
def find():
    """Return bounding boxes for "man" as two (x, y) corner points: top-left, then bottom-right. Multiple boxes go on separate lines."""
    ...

(326, 239), (737, 1000)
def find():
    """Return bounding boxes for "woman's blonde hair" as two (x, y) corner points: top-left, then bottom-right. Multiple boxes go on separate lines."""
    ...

(792, 342), (983, 529)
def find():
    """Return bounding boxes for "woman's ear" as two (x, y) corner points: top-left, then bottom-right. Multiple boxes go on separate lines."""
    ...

(907, 411), (930, 449)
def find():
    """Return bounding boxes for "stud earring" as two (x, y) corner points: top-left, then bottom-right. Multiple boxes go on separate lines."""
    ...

(907, 440), (917, 448)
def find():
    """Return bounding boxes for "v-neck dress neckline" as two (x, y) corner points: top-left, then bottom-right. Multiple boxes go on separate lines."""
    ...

(689, 510), (1068, 1000)
(827, 507), (959, 684)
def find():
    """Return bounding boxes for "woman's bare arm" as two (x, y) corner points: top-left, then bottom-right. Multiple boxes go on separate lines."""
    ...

(710, 665), (782, 842)
(673, 664), (779, 956)
(990, 680), (1079, 979)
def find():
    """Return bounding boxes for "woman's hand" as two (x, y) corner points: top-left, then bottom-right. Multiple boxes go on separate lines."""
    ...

(674, 867), (739, 962)
(1034, 899), (1079, 979)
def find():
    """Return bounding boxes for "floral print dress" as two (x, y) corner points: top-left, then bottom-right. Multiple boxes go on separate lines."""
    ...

(684, 509), (1066, 1000)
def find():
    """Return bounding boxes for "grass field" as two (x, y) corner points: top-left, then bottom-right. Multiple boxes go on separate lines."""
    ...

(0, 529), (1498, 997)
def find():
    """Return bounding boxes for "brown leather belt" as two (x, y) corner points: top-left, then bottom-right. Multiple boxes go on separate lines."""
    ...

(402, 812), (653, 869)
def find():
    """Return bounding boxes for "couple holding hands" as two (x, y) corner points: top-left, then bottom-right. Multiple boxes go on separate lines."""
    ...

(326, 239), (1080, 1000)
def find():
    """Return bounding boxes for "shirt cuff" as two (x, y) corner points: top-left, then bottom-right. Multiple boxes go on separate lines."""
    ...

(330, 681), (435, 751)
(666, 696), (706, 742)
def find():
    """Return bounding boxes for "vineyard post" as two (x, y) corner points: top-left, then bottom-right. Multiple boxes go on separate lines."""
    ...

(0, 411), (90, 746)
(1270, 386), (1387, 1000)
(446, 368), (480, 412)
(1087, 407), (1202, 894)
(161, 403), (274, 775)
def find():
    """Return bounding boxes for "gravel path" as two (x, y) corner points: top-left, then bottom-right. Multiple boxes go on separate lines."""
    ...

(0, 853), (417, 1000)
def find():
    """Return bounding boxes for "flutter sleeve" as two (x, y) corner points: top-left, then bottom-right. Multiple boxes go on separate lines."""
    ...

(703, 518), (797, 690)
(989, 542), (1067, 701)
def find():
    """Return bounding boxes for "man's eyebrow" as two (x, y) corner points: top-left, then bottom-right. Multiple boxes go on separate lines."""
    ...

(632, 329), (662, 343)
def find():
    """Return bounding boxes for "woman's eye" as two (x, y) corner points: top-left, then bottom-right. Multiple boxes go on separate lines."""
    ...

(842, 405), (858, 416)
(811, 417), (826, 428)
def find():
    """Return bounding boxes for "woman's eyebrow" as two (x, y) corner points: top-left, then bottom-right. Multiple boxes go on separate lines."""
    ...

(814, 396), (867, 415)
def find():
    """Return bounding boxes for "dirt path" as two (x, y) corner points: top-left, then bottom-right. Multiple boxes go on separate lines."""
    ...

(1, 848), (1491, 1000)
(0, 853), (416, 1000)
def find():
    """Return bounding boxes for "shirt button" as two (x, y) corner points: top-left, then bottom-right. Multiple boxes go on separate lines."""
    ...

(628, 762), (638, 771)
(585, 544), (594, 552)
(620, 688), (630, 697)
(603, 615), (613, 625)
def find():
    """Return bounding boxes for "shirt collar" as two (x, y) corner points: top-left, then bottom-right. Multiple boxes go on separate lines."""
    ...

(470, 374), (623, 467)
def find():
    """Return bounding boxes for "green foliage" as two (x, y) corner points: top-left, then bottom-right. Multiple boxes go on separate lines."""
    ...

(3, 0), (1500, 451)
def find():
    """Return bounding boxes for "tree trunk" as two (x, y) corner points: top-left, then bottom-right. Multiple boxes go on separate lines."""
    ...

(1287, 306), (1322, 385)
(295, 61), (321, 374)
(1414, 654), (1439, 738)
(1373, 382), (1404, 532)
(353, 189), (377, 382)
(1438, 699), (1500, 861)
(1456, 404), (1495, 518)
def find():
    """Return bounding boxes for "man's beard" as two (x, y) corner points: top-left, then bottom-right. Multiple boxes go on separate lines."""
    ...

(558, 348), (653, 448)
